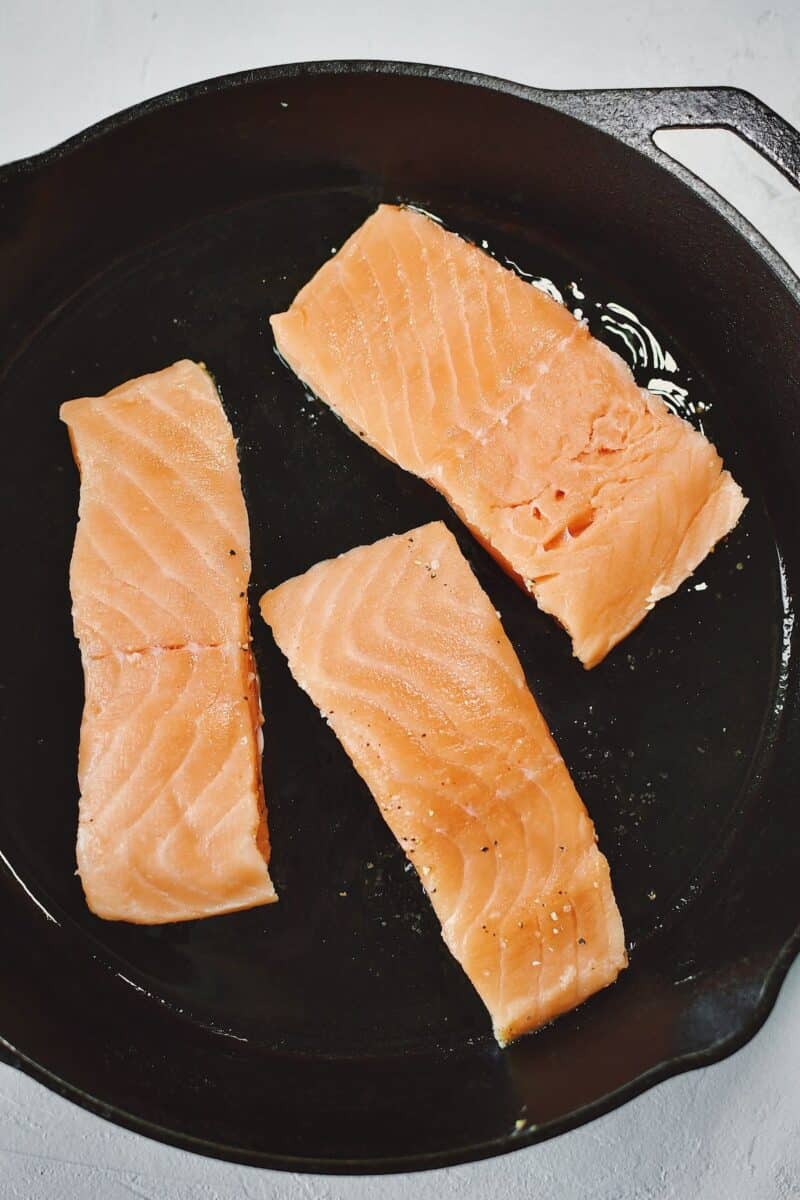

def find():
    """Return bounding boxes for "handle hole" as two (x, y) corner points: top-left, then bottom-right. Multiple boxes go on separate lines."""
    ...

(653, 128), (799, 273)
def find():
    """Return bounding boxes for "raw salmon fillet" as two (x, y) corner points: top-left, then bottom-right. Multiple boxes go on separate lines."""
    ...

(260, 522), (626, 1043)
(77, 645), (271, 923)
(61, 361), (275, 922)
(271, 205), (746, 667)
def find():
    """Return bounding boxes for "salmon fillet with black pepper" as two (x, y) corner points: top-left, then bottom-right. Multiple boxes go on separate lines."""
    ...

(261, 522), (626, 1043)
(61, 360), (276, 922)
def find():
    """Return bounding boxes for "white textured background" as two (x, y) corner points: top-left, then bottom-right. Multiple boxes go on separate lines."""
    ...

(1, 2), (798, 1197)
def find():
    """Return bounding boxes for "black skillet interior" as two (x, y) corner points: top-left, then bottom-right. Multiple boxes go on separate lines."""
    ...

(0, 64), (798, 1172)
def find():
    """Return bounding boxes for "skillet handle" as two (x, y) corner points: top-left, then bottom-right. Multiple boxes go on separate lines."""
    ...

(548, 86), (800, 190)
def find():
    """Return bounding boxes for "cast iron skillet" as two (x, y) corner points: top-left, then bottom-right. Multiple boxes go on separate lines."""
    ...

(0, 61), (798, 1174)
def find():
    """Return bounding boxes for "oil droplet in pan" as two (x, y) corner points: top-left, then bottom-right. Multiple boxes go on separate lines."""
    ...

(601, 301), (679, 373)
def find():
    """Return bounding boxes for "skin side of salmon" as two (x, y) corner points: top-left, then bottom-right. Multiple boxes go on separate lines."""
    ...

(261, 522), (626, 1044)
(61, 360), (276, 923)
(270, 205), (747, 668)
